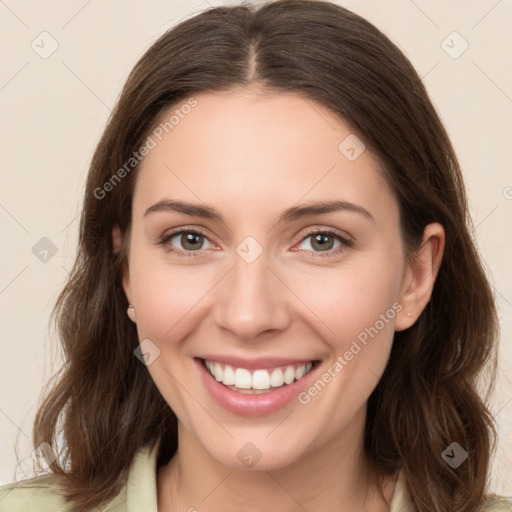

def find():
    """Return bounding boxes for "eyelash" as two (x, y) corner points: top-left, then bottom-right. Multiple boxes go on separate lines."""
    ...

(157, 227), (354, 259)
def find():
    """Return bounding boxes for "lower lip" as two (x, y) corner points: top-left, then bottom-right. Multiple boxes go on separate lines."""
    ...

(194, 358), (320, 417)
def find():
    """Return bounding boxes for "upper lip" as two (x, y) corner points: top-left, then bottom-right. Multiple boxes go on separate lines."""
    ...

(197, 355), (318, 370)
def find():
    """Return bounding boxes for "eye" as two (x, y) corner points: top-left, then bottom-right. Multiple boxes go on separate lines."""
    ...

(295, 229), (354, 257)
(158, 228), (214, 258)
(157, 227), (354, 258)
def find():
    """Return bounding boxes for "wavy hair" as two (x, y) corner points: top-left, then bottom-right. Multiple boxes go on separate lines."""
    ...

(31, 1), (500, 510)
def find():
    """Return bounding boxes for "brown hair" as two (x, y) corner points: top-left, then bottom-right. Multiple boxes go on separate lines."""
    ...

(31, 1), (500, 510)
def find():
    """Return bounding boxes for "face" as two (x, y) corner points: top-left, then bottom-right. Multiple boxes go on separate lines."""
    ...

(119, 87), (433, 470)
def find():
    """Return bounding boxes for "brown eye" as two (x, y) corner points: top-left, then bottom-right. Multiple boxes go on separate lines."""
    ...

(176, 232), (205, 251)
(296, 229), (354, 257)
(158, 229), (214, 257)
(310, 232), (336, 251)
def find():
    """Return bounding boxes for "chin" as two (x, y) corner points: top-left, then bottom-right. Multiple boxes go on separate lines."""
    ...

(201, 436), (307, 472)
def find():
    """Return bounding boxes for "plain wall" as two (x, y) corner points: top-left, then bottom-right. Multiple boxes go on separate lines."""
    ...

(1, 0), (511, 494)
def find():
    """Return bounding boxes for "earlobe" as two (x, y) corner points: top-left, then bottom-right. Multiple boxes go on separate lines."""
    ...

(395, 223), (445, 331)
(127, 304), (136, 323)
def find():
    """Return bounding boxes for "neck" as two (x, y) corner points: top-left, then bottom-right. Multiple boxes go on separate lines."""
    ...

(157, 407), (397, 512)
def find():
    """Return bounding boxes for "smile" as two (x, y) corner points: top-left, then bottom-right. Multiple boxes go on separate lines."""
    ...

(203, 359), (314, 394)
(195, 355), (322, 416)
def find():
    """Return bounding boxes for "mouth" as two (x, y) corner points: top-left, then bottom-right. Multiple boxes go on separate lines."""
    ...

(200, 357), (320, 394)
(194, 356), (321, 416)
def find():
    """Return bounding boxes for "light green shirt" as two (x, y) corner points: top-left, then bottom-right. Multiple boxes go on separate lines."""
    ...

(1, 442), (511, 511)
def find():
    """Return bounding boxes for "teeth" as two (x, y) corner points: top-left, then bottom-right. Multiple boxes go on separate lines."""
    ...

(270, 367), (284, 387)
(295, 365), (306, 380)
(223, 365), (235, 385)
(204, 359), (314, 391)
(283, 366), (296, 384)
(234, 368), (252, 389)
(252, 369), (270, 390)
(214, 363), (223, 382)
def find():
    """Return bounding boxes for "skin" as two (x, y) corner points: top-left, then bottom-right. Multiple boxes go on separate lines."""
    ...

(114, 86), (445, 511)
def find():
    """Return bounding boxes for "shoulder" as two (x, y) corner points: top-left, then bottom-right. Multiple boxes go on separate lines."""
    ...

(483, 495), (512, 511)
(0, 474), (128, 512)
(0, 474), (69, 512)
(0, 441), (159, 512)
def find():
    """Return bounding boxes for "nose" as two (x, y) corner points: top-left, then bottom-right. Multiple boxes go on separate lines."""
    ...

(214, 251), (291, 341)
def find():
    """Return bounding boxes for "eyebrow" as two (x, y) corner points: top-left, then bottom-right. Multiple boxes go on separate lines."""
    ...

(144, 199), (375, 224)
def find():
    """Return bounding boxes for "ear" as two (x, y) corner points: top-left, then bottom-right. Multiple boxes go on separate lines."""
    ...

(394, 223), (445, 331)
(112, 225), (132, 307)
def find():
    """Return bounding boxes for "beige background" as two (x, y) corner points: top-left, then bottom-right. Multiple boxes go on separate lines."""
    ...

(1, 0), (511, 494)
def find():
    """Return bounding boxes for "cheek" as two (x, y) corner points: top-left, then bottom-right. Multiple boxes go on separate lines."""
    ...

(129, 254), (215, 346)
(291, 260), (402, 347)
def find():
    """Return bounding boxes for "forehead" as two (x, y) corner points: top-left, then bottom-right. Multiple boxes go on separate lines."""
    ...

(133, 88), (398, 225)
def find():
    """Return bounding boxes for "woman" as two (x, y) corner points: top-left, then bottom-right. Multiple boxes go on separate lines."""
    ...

(1, 1), (510, 510)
